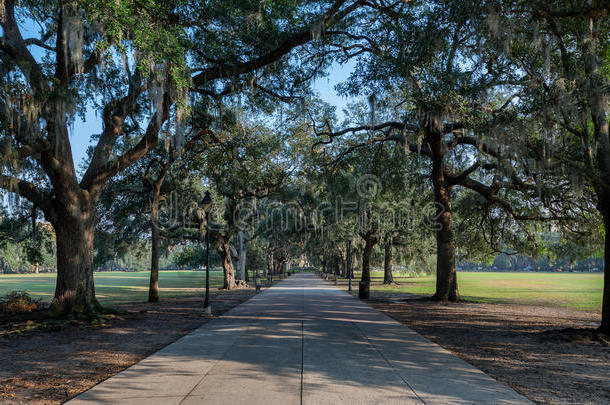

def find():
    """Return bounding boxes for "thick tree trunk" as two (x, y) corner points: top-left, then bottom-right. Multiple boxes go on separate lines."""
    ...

(359, 234), (378, 299)
(218, 242), (236, 290)
(598, 198), (610, 334)
(148, 196), (160, 303)
(429, 128), (459, 302)
(52, 202), (98, 313)
(333, 255), (340, 276)
(601, 215), (610, 334)
(432, 182), (459, 301)
(383, 240), (393, 284)
(361, 235), (378, 283)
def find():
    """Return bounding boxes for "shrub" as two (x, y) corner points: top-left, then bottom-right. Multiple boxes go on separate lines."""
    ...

(0, 291), (43, 315)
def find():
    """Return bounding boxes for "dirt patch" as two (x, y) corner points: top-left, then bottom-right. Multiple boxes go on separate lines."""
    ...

(364, 292), (610, 405)
(0, 289), (257, 404)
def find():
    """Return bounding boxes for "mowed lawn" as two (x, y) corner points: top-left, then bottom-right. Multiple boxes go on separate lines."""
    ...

(0, 270), (227, 305)
(1, 270), (604, 311)
(363, 271), (604, 312)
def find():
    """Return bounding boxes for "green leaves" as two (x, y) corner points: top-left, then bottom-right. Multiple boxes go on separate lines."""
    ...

(83, 0), (190, 87)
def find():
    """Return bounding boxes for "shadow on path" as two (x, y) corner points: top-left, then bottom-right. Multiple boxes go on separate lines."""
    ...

(68, 273), (531, 405)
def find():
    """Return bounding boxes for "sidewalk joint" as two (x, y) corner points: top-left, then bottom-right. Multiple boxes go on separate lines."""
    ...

(300, 319), (304, 405)
(351, 321), (427, 404)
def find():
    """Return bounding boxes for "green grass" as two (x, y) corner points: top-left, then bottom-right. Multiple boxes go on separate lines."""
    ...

(0, 270), (229, 305)
(2, 270), (604, 311)
(357, 271), (604, 312)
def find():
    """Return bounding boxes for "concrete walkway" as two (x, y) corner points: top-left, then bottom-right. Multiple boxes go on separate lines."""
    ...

(69, 273), (531, 404)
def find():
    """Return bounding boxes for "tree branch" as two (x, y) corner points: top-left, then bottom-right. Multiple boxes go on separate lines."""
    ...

(0, 0), (48, 95)
(459, 176), (562, 221)
(81, 83), (146, 189)
(191, 0), (360, 87)
(84, 93), (171, 190)
(446, 161), (480, 186)
(312, 120), (419, 149)
(0, 175), (55, 221)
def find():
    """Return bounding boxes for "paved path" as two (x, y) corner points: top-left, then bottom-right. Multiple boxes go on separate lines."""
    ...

(69, 273), (531, 404)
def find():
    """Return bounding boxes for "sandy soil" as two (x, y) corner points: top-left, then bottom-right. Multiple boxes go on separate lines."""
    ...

(0, 289), (257, 404)
(364, 292), (610, 405)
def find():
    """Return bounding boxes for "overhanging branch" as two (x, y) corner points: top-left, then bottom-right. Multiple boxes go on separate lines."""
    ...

(0, 175), (55, 220)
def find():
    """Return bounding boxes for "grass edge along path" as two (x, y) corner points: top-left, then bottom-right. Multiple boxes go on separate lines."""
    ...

(0, 270), (232, 305)
(349, 271), (603, 312)
(0, 270), (603, 312)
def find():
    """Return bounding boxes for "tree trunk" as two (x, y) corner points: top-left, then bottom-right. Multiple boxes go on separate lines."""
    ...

(359, 234), (377, 299)
(148, 194), (160, 303)
(584, 28), (609, 333)
(431, 183), (458, 301)
(218, 242), (236, 290)
(333, 255), (340, 276)
(383, 240), (393, 284)
(361, 235), (378, 283)
(236, 231), (246, 280)
(52, 201), (98, 313)
(601, 215), (610, 334)
(432, 186), (459, 301)
(428, 127), (459, 302)
(598, 197), (610, 334)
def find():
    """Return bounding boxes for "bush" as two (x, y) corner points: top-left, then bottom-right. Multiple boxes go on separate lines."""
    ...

(0, 291), (43, 315)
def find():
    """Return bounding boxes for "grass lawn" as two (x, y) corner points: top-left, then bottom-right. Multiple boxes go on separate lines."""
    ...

(0, 270), (231, 305)
(359, 271), (604, 312)
(1, 270), (603, 311)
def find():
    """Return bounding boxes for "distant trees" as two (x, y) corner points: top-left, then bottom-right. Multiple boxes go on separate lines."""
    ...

(96, 137), (207, 302)
(200, 119), (287, 289)
(0, 206), (55, 273)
